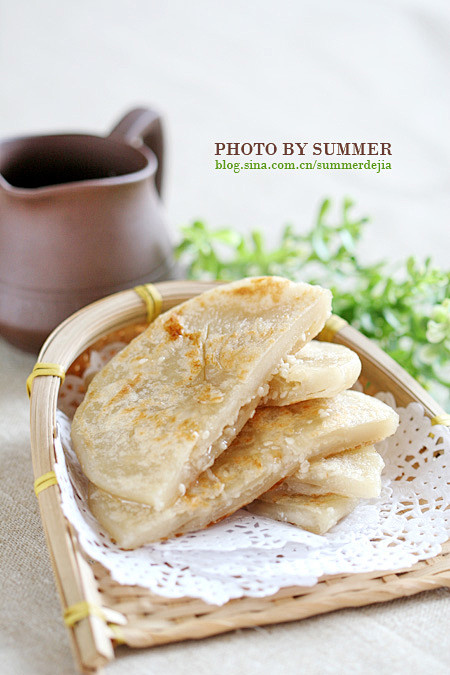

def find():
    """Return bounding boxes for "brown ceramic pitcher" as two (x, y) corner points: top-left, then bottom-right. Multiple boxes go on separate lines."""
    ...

(0, 107), (174, 353)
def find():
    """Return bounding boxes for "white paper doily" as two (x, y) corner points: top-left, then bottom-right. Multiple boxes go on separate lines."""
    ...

(55, 344), (450, 605)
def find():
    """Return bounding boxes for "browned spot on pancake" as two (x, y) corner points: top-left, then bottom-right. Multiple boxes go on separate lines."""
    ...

(188, 363), (203, 381)
(230, 277), (285, 303)
(184, 345), (203, 378)
(107, 373), (142, 406)
(186, 331), (201, 347)
(207, 513), (231, 527)
(133, 409), (150, 423)
(163, 314), (184, 340)
(270, 478), (286, 490)
(176, 417), (200, 440)
(338, 440), (373, 453)
(195, 383), (224, 403)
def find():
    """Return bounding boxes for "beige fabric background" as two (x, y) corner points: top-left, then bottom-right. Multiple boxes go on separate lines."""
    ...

(1, 1), (449, 673)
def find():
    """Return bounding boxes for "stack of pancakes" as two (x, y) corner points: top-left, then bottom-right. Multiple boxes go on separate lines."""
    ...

(71, 277), (398, 548)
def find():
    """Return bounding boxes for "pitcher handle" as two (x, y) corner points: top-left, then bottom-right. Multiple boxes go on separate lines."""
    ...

(109, 107), (164, 195)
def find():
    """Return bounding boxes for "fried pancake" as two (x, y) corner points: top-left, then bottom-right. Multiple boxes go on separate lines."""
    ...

(273, 445), (384, 498)
(247, 493), (358, 535)
(265, 341), (361, 406)
(72, 277), (331, 510)
(88, 391), (398, 548)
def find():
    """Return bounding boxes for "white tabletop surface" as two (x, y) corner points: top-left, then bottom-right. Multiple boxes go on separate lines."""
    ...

(1, 1), (449, 673)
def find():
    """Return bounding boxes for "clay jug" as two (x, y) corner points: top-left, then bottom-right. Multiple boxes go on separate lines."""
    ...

(0, 107), (173, 352)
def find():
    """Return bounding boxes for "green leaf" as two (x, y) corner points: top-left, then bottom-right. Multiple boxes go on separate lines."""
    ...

(317, 198), (331, 224)
(311, 230), (331, 262)
(212, 229), (243, 246)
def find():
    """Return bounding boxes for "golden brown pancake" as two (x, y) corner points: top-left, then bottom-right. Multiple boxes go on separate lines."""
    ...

(72, 277), (331, 510)
(88, 391), (398, 548)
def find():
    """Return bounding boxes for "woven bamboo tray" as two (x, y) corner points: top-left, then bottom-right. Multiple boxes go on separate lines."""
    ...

(28, 280), (450, 674)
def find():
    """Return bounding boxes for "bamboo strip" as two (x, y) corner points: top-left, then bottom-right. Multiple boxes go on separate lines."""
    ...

(92, 543), (450, 648)
(30, 283), (218, 670)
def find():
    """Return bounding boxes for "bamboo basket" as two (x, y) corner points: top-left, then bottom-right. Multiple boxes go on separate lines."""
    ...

(28, 281), (450, 674)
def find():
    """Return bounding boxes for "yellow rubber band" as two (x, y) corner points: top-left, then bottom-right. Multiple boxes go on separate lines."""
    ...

(431, 414), (450, 427)
(63, 601), (105, 628)
(134, 284), (162, 323)
(27, 362), (66, 398)
(34, 471), (58, 496)
(318, 315), (348, 343)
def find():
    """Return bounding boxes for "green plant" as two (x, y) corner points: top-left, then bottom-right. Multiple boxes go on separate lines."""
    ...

(175, 199), (450, 410)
